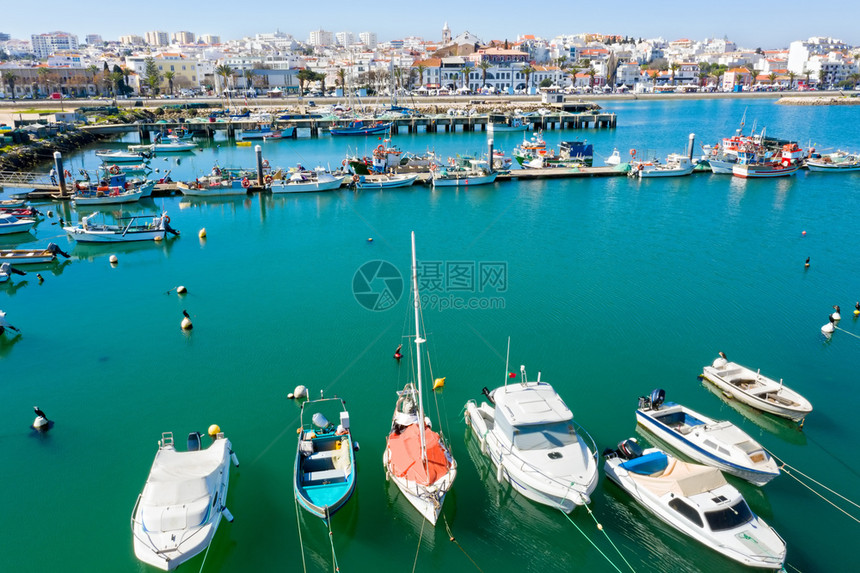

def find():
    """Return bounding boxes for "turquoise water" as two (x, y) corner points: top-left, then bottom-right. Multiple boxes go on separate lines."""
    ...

(2, 98), (859, 572)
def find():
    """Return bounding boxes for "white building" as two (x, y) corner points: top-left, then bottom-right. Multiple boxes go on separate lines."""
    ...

(200, 34), (221, 45)
(46, 51), (86, 68)
(336, 32), (355, 47)
(173, 31), (195, 44)
(309, 29), (333, 47)
(145, 30), (169, 47)
(359, 32), (377, 49)
(85, 34), (102, 46)
(119, 35), (145, 46)
(31, 31), (79, 59)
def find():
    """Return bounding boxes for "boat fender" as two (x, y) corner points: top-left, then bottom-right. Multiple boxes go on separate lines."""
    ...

(176, 285), (187, 294)
(712, 352), (728, 369)
(221, 507), (234, 522)
(231, 451), (240, 467)
(241, 178), (251, 188)
(831, 306), (841, 321)
(264, 175), (273, 184)
(822, 316), (835, 334)
(481, 386), (495, 405)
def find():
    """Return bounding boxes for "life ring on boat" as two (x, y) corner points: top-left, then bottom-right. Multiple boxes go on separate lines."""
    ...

(63, 169), (71, 179)
(264, 175), (273, 184)
(342, 159), (348, 166)
(242, 178), (251, 188)
(261, 159), (269, 168)
(629, 148), (637, 157)
(110, 189), (119, 197)
(429, 163), (437, 171)
(164, 215), (171, 224)
(352, 175), (360, 183)
(377, 144), (384, 151)
(109, 165), (120, 174)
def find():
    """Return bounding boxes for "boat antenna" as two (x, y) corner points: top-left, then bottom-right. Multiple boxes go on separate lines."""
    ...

(411, 231), (428, 465)
(503, 336), (511, 387)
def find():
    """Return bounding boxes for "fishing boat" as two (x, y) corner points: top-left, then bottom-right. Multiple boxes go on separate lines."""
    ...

(74, 171), (155, 200)
(73, 188), (143, 206)
(806, 151), (860, 172)
(330, 120), (392, 136)
(294, 396), (357, 518)
(701, 353), (813, 423)
(513, 133), (594, 168)
(354, 173), (418, 189)
(0, 199), (28, 209)
(631, 154), (695, 178)
(732, 149), (799, 178)
(0, 213), (36, 235)
(95, 149), (152, 163)
(431, 160), (497, 187)
(0, 243), (69, 265)
(489, 115), (529, 132)
(0, 207), (43, 219)
(100, 163), (152, 176)
(348, 142), (436, 175)
(240, 126), (294, 140)
(131, 428), (239, 571)
(635, 389), (779, 486)
(177, 174), (251, 196)
(270, 168), (343, 193)
(383, 232), (457, 525)
(64, 212), (178, 243)
(603, 439), (786, 569)
(464, 363), (599, 512)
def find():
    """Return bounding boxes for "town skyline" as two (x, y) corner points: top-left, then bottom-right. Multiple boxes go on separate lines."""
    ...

(3, 0), (860, 49)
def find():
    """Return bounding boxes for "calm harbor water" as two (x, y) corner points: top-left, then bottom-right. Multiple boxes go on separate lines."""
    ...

(2, 98), (859, 572)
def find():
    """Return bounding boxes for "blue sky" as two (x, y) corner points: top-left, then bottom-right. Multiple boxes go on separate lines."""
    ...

(4, 1), (859, 49)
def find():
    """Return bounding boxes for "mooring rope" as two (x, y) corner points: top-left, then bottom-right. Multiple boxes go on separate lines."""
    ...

(197, 534), (213, 573)
(583, 505), (636, 572)
(294, 495), (308, 573)
(559, 509), (626, 573)
(411, 515), (426, 573)
(325, 512), (340, 572)
(785, 561), (803, 573)
(765, 447), (860, 524)
(833, 325), (860, 340)
(442, 515), (484, 572)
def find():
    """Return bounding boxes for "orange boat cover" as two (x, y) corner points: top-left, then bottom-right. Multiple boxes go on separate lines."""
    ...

(387, 424), (450, 485)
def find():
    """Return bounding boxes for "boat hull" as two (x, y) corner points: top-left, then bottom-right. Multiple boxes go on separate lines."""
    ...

(0, 219), (36, 235)
(732, 164), (798, 178)
(637, 165), (695, 178)
(330, 124), (392, 136)
(382, 446), (455, 525)
(73, 190), (143, 205)
(356, 174), (418, 188)
(701, 361), (812, 422)
(431, 172), (497, 187)
(0, 249), (55, 264)
(178, 182), (249, 197)
(806, 161), (860, 172)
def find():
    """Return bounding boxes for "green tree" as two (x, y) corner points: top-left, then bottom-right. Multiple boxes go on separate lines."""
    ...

(242, 69), (256, 92)
(849, 72), (860, 89)
(768, 72), (777, 86)
(2, 71), (17, 100)
(521, 65), (535, 92)
(460, 66), (470, 90)
(787, 71), (797, 89)
(539, 78), (553, 88)
(143, 57), (162, 97)
(586, 66), (597, 89)
(215, 64), (235, 95)
(164, 71), (175, 95)
(416, 64), (426, 88)
(296, 69), (315, 95)
(478, 61), (491, 88)
(669, 62), (680, 85)
(36, 67), (50, 97)
(698, 70), (710, 88)
(337, 67), (347, 93)
(818, 69), (827, 89)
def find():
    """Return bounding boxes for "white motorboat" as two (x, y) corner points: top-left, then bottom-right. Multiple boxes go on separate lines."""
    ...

(131, 429), (239, 571)
(701, 353), (813, 423)
(0, 213), (36, 235)
(635, 389), (779, 486)
(130, 141), (196, 153)
(383, 232), (457, 526)
(73, 188), (143, 206)
(806, 151), (860, 172)
(271, 168), (343, 194)
(632, 153), (695, 178)
(95, 149), (152, 163)
(0, 262), (27, 283)
(604, 439), (786, 569)
(0, 243), (70, 265)
(177, 179), (250, 197)
(465, 365), (599, 512)
(64, 212), (178, 243)
(431, 160), (497, 187)
(354, 173), (418, 189)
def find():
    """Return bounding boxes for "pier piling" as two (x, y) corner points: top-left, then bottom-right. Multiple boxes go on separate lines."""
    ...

(255, 145), (264, 187)
(53, 151), (67, 196)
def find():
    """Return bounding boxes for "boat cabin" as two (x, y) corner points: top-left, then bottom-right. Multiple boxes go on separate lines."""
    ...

(493, 383), (579, 450)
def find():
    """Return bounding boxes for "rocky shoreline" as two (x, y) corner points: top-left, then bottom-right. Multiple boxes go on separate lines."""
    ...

(0, 128), (105, 172)
(776, 95), (860, 106)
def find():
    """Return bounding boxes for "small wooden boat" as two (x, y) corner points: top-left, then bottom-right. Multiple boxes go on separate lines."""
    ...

(701, 353), (813, 423)
(270, 169), (343, 194)
(0, 262), (27, 283)
(604, 439), (786, 569)
(806, 151), (860, 172)
(330, 120), (392, 136)
(0, 213), (36, 235)
(0, 243), (70, 265)
(131, 428), (239, 571)
(354, 173), (418, 189)
(73, 188), (143, 206)
(294, 396), (357, 518)
(0, 199), (28, 209)
(177, 178), (250, 197)
(635, 389), (779, 486)
(431, 160), (497, 187)
(95, 149), (152, 163)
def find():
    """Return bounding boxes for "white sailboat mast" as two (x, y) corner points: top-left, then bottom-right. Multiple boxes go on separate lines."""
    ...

(411, 232), (428, 464)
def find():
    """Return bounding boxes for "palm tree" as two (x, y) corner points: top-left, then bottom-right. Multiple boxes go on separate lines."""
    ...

(37, 67), (50, 97)
(215, 64), (235, 95)
(669, 62), (680, 85)
(849, 72), (860, 89)
(478, 60), (492, 89)
(460, 66), (470, 90)
(787, 71), (797, 90)
(242, 69), (256, 93)
(650, 69), (659, 90)
(416, 64), (426, 89)
(521, 65), (535, 93)
(337, 67), (347, 94)
(586, 66), (597, 89)
(2, 71), (17, 101)
(164, 71), (175, 96)
(296, 69), (315, 95)
(86, 64), (99, 95)
(697, 70), (709, 88)
(710, 69), (723, 91)
(768, 72), (777, 87)
(818, 69), (827, 89)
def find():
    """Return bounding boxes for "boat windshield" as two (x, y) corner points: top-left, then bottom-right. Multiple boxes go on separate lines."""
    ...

(704, 500), (753, 532)
(512, 421), (579, 451)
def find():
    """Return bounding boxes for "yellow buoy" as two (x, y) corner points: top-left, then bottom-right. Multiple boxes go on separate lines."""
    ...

(433, 377), (446, 390)
(208, 424), (221, 437)
(154, 235), (163, 242)
(198, 228), (207, 239)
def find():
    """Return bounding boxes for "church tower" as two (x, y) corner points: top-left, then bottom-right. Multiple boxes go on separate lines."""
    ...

(442, 22), (451, 44)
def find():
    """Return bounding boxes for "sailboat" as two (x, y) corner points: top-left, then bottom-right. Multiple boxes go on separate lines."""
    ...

(383, 232), (457, 525)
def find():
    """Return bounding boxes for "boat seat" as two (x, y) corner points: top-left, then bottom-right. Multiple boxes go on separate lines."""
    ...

(307, 449), (339, 461)
(303, 468), (346, 485)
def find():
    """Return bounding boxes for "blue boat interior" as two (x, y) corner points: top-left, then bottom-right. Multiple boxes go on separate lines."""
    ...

(620, 451), (669, 475)
(653, 409), (705, 429)
(297, 431), (354, 512)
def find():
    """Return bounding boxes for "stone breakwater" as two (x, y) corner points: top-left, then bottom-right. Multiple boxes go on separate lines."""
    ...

(776, 95), (860, 106)
(0, 128), (104, 172)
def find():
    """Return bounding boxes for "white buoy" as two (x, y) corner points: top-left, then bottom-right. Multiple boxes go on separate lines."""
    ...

(176, 285), (187, 294)
(831, 306), (841, 322)
(33, 416), (49, 430)
(822, 321), (835, 335)
(292, 385), (308, 399)
(198, 228), (207, 239)
(181, 310), (193, 330)
(109, 254), (118, 264)
(712, 351), (728, 369)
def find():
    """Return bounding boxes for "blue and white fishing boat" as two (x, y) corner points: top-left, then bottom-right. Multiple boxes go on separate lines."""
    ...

(635, 389), (780, 486)
(330, 120), (391, 136)
(294, 395), (357, 519)
(604, 438), (786, 569)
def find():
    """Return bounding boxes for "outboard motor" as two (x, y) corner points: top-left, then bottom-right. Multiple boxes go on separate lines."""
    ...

(650, 388), (665, 411)
(46, 243), (71, 258)
(187, 431), (202, 451)
(312, 412), (331, 431)
(617, 438), (644, 460)
(481, 386), (495, 405)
